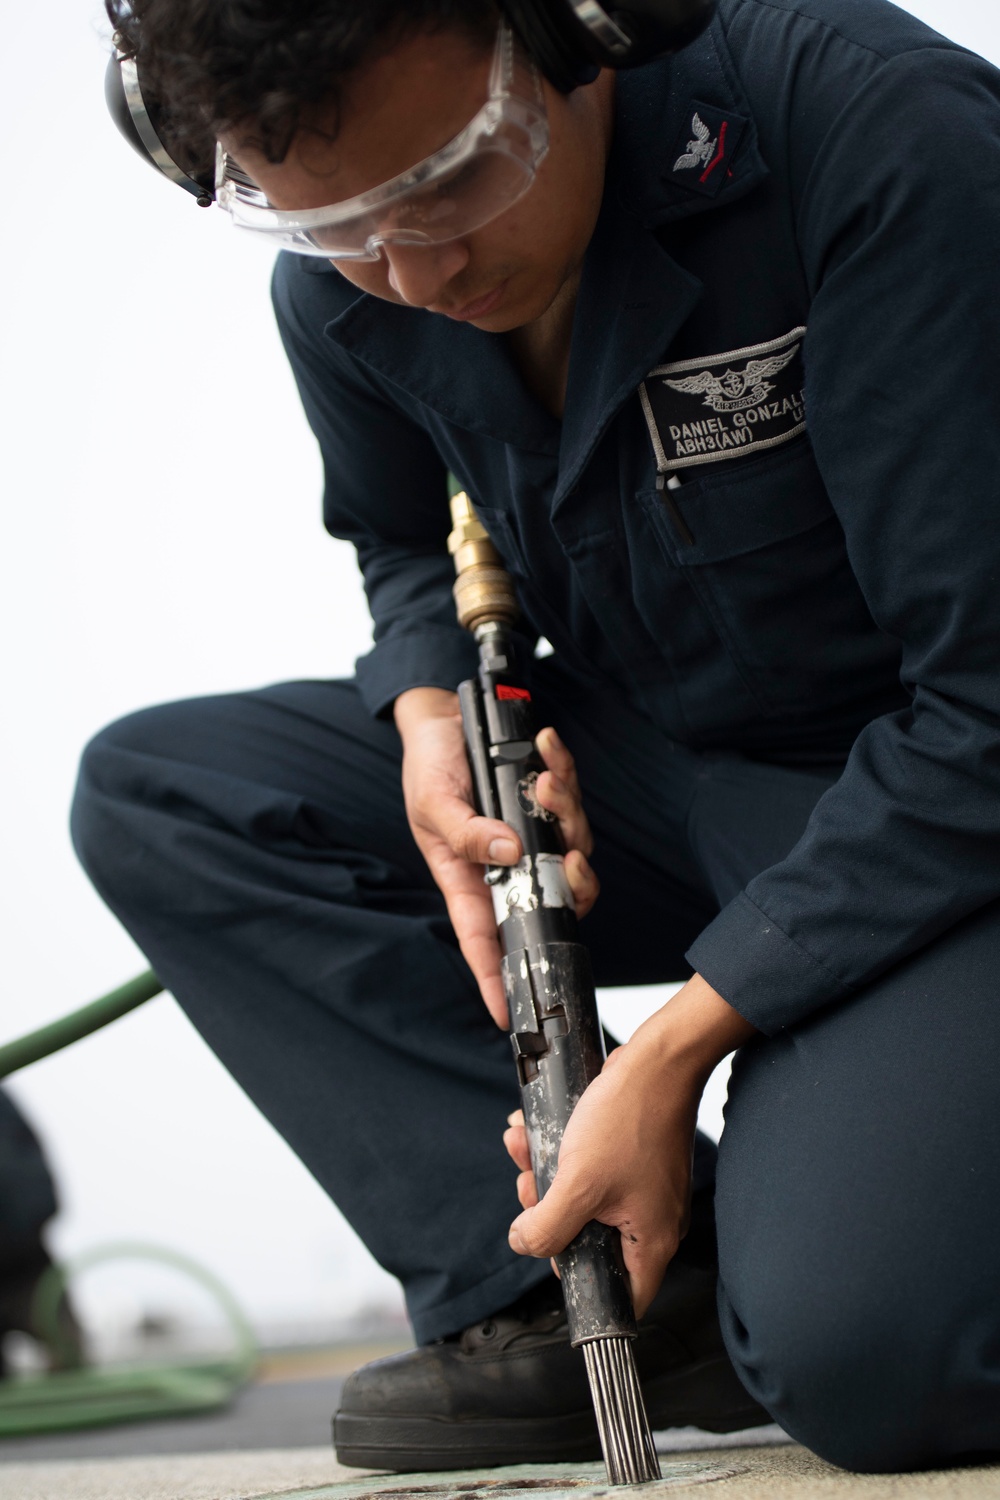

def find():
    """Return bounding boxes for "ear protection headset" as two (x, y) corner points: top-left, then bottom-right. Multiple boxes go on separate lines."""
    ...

(106, 54), (215, 204)
(106, 0), (716, 205)
(501, 0), (714, 91)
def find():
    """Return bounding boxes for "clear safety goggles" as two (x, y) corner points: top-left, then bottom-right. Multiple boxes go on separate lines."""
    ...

(214, 21), (549, 260)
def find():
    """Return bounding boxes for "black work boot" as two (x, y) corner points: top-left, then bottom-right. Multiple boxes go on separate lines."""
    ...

(333, 1258), (769, 1470)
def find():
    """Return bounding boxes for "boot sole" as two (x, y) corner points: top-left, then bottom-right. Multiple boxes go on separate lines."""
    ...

(333, 1353), (770, 1471)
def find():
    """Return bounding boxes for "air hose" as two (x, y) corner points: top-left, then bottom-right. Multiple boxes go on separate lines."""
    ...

(0, 974), (258, 1435)
(0, 970), (163, 1080)
(0, 1243), (257, 1436)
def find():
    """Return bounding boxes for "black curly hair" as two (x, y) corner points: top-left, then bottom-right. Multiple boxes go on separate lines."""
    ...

(108, 0), (498, 172)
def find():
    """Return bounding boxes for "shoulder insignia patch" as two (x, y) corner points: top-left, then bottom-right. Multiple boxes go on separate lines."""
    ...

(668, 100), (748, 197)
(640, 327), (807, 471)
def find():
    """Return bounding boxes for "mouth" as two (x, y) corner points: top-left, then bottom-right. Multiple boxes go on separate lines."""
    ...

(440, 279), (509, 322)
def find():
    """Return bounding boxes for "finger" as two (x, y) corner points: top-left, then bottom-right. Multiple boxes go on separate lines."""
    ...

(424, 864), (507, 1025)
(534, 767), (578, 818)
(460, 939), (506, 1027)
(503, 1123), (532, 1172)
(536, 727), (581, 798)
(535, 772), (594, 859)
(564, 849), (600, 920)
(479, 972), (508, 1029)
(535, 730), (594, 858)
(433, 798), (522, 867)
(455, 924), (507, 1027)
(617, 1218), (680, 1319)
(516, 1170), (539, 1210)
(506, 1110), (525, 1128)
(442, 892), (508, 1026)
(508, 1171), (591, 1259)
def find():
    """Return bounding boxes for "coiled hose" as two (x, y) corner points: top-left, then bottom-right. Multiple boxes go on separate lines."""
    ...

(0, 973), (258, 1436)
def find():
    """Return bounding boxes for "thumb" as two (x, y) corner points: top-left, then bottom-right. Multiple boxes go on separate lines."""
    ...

(509, 1175), (591, 1260)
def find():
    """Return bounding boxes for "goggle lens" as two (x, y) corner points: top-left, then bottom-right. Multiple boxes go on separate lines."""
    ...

(294, 149), (535, 260)
(214, 22), (548, 259)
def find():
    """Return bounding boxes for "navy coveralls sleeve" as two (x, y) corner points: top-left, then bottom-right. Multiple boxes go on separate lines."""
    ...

(689, 30), (1000, 1026)
(273, 0), (1000, 1036)
(272, 270), (480, 711)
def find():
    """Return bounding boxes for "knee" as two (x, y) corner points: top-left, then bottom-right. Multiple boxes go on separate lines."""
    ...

(70, 704), (180, 891)
(719, 1275), (953, 1473)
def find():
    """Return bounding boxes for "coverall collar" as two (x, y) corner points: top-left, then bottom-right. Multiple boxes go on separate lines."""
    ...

(319, 11), (769, 491)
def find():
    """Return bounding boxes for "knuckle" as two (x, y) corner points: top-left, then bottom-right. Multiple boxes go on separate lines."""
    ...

(639, 1232), (679, 1268)
(450, 824), (476, 860)
(516, 1218), (549, 1256)
(407, 794), (431, 827)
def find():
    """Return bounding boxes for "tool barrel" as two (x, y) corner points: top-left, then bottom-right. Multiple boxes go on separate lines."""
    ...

(493, 735), (636, 1350)
(450, 488), (657, 1484)
(502, 924), (637, 1347)
(448, 487), (637, 1351)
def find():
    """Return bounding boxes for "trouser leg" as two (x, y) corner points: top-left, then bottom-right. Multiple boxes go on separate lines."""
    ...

(716, 903), (1000, 1471)
(686, 752), (1000, 1471)
(75, 675), (1000, 1461)
(71, 678), (545, 1342)
(70, 671), (715, 1342)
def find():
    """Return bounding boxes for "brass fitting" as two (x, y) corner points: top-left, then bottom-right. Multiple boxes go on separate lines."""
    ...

(448, 490), (519, 632)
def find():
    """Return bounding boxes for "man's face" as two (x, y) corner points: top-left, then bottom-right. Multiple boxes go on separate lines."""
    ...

(224, 27), (615, 332)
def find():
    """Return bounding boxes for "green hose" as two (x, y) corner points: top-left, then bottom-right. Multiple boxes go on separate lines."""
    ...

(0, 978), (259, 1436)
(0, 971), (163, 1080)
(0, 1243), (257, 1436)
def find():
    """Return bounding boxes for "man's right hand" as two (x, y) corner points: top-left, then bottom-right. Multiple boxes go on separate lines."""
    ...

(393, 686), (599, 1028)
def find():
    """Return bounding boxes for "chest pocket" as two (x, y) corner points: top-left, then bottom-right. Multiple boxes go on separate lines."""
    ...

(631, 437), (877, 717)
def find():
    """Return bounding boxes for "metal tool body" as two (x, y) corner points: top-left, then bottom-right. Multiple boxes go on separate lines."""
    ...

(449, 492), (660, 1486)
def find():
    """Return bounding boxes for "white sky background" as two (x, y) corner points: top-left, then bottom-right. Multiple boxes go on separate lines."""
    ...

(1, 0), (997, 1342)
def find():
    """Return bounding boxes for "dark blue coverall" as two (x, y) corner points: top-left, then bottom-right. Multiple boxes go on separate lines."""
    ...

(72, 0), (1000, 1471)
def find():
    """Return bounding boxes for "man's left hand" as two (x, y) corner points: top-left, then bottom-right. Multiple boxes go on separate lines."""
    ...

(502, 974), (757, 1316)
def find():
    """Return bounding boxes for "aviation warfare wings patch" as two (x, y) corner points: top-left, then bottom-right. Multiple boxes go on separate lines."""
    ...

(639, 327), (807, 473)
(668, 101), (748, 197)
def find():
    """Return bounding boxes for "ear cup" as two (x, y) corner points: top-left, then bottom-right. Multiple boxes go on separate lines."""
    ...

(501, 0), (716, 90)
(604, 0), (717, 60)
(500, 0), (604, 91)
(105, 53), (215, 202)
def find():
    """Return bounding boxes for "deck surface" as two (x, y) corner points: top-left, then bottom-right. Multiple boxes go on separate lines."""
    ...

(5, 1439), (1000, 1500)
(1, 1347), (997, 1500)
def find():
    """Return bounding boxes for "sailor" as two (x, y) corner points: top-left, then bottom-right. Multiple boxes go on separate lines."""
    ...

(76, 0), (1000, 1472)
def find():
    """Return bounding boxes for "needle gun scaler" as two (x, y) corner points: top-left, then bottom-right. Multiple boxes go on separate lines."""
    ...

(448, 489), (661, 1487)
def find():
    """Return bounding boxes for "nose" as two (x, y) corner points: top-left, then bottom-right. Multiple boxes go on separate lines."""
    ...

(380, 238), (471, 308)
